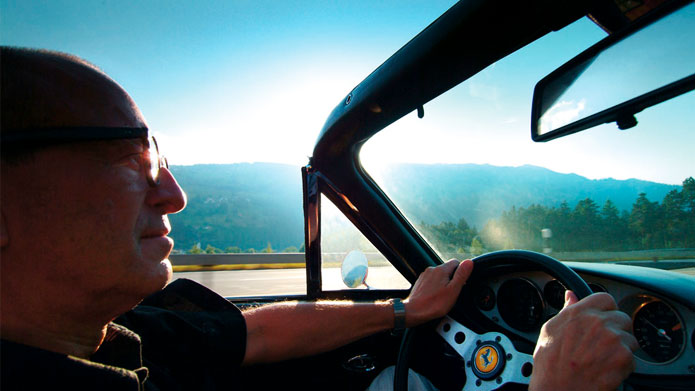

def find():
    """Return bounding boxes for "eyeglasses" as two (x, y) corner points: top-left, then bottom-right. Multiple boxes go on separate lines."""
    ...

(144, 135), (168, 186)
(1, 126), (168, 186)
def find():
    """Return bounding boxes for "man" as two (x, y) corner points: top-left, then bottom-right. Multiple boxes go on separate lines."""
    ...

(0, 47), (637, 390)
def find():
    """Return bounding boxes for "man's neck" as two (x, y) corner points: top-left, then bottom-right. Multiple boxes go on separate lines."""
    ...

(1, 315), (109, 358)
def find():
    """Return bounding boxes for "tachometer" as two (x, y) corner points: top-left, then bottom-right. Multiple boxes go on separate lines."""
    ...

(633, 300), (685, 363)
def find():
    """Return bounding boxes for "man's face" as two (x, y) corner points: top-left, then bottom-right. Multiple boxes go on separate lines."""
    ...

(0, 51), (186, 316)
(2, 137), (186, 309)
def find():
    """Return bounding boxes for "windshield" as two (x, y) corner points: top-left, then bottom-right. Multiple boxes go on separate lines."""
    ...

(361, 17), (695, 274)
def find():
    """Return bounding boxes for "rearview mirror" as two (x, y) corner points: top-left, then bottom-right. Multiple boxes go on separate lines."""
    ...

(531, 1), (695, 142)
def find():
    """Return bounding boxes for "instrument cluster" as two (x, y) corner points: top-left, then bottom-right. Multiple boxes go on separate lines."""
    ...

(471, 271), (695, 376)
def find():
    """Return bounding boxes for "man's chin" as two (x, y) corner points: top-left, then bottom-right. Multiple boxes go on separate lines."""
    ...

(137, 238), (175, 291)
(138, 255), (173, 290)
(147, 257), (173, 289)
(159, 258), (173, 285)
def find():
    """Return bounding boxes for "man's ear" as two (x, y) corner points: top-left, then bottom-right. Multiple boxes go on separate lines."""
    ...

(1, 211), (8, 248)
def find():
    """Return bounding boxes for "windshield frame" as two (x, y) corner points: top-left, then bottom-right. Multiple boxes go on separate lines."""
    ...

(305, 0), (595, 290)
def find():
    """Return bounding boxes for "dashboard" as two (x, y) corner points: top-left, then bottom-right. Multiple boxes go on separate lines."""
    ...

(467, 262), (695, 377)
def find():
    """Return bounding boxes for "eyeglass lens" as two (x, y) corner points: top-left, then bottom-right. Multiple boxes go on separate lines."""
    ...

(147, 136), (167, 185)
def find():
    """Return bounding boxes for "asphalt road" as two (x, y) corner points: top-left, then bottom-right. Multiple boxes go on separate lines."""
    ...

(173, 266), (411, 297)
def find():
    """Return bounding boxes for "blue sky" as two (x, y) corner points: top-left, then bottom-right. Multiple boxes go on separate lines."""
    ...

(2, 1), (693, 184)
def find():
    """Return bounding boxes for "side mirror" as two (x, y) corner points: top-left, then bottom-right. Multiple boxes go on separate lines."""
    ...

(341, 250), (370, 289)
(531, 1), (695, 141)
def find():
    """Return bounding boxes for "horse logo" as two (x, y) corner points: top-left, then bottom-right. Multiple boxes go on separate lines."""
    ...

(474, 345), (499, 373)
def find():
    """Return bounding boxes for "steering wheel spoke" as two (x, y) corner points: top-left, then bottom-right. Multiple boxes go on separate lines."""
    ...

(437, 316), (533, 391)
(395, 251), (592, 391)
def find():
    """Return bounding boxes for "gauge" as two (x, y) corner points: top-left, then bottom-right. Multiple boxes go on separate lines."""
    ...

(497, 278), (544, 332)
(543, 279), (566, 309)
(633, 300), (685, 363)
(475, 285), (496, 311)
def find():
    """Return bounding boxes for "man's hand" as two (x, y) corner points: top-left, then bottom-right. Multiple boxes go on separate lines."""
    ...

(404, 259), (474, 327)
(530, 291), (639, 391)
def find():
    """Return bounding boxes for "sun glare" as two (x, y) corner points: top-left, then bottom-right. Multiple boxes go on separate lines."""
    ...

(160, 70), (361, 166)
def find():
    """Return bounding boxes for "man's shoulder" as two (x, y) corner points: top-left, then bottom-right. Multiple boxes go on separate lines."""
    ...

(114, 279), (248, 389)
(115, 278), (247, 362)
(138, 278), (239, 313)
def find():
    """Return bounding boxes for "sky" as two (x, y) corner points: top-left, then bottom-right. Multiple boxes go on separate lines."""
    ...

(2, 0), (693, 185)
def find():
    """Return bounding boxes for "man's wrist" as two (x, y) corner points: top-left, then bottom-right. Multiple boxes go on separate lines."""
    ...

(390, 298), (406, 330)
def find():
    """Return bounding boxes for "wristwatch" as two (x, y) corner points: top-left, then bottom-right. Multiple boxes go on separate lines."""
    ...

(390, 298), (406, 331)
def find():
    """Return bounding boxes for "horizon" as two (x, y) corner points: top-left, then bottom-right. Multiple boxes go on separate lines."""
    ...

(170, 161), (689, 187)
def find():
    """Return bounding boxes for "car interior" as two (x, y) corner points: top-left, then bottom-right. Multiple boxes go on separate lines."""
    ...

(1, 0), (694, 390)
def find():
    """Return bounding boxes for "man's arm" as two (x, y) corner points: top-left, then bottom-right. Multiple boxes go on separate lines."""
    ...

(530, 291), (639, 391)
(242, 259), (473, 365)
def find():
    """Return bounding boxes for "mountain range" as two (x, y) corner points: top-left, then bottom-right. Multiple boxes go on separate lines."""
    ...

(167, 163), (680, 252)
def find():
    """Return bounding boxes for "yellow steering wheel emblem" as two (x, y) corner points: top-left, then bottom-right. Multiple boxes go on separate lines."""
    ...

(474, 345), (499, 373)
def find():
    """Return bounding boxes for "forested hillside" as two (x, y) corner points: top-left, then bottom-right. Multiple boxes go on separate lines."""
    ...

(168, 163), (304, 253)
(167, 163), (687, 254)
(419, 179), (694, 254)
(379, 164), (679, 228)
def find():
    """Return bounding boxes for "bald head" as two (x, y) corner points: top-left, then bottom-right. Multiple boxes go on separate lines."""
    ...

(1, 47), (146, 131)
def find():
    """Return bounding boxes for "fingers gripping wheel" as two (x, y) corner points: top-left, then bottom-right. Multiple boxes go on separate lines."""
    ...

(394, 250), (592, 391)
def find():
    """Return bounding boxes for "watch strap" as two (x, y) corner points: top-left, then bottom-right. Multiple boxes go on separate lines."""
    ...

(391, 298), (406, 331)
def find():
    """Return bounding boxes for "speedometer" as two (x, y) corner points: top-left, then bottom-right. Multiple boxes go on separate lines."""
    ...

(497, 278), (544, 332)
(633, 300), (685, 363)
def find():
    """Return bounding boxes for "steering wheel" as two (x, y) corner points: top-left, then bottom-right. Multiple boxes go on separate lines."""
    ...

(394, 250), (593, 391)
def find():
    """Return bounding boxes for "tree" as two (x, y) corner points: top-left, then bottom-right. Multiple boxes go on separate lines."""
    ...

(205, 245), (222, 254)
(189, 243), (203, 254)
(470, 237), (484, 256)
(225, 246), (242, 253)
(600, 200), (629, 250)
(571, 198), (601, 250)
(682, 177), (695, 213)
(547, 201), (572, 251)
(419, 217), (478, 254)
(661, 190), (685, 247)
(629, 193), (660, 249)
(681, 177), (695, 247)
(261, 242), (274, 253)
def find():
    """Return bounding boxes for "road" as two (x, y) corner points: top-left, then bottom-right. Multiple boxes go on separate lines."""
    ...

(173, 266), (411, 297)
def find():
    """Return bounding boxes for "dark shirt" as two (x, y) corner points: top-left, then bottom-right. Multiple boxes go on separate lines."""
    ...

(1, 279), (247, 390)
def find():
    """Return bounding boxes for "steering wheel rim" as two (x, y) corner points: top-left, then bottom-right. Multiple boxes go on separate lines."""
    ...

(394, 250), (592, 391)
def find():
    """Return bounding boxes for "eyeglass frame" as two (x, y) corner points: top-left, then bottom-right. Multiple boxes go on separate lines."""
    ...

(0, 126), (168, 187)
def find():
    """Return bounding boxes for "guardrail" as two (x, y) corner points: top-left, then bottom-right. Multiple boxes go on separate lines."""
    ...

(170, 252), (390, 272)
(170, 253), (305, 272)
(171, 249), (695, 272)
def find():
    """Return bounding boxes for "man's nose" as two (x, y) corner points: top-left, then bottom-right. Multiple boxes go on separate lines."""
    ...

(146, 167), (187, 214)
